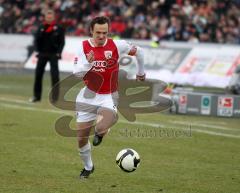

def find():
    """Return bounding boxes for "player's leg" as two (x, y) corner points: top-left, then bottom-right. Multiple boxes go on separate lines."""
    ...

(49, 56), (59, 102)
(93, 108), (118, 146)
(32, 56), (48, 102)
(76, 88), (98, 178)
(77, 121), (95, 178)
(77, 121), (94, 147)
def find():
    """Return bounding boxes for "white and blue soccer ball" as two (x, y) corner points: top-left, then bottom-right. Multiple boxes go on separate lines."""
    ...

(116, 148), (140, 172)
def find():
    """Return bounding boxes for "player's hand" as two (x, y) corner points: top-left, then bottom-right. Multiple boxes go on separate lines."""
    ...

(56, 53), (61, 59)
(136, 73), (146, 81)
(86, 50), (94, 63)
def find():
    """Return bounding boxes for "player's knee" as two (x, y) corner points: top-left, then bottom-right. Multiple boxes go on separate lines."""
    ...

(77, 133), (89, 146)
(95, 124), (108, 134)
(78, 138), (89, 148)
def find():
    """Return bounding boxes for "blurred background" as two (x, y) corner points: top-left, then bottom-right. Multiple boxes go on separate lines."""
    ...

(0, 0), (240, 43)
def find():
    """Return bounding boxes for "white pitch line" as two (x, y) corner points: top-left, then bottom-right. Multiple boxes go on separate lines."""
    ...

(0, 103), (72, 115)
(0, 84), (25, 89)
(192, 129), (240, 139)
(0, 97), (32, 105)
(122, 120), (163, 128)
(172, 120), (238, 132)
(194, 120), (227, 125)
(0, 101), (240, 139)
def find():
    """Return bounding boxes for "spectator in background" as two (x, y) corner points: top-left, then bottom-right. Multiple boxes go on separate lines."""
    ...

(0, 0), (239, 44)
(30, 9), (65, 103)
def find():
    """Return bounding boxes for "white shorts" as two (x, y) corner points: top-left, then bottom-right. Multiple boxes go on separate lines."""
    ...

(76, 87), (118, 122)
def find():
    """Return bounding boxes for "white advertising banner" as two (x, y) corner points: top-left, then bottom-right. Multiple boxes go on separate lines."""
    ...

(173, 46), (240, 88)
(23, 36), (240, 88)
(0, 34), (33, 63)
(25, 37), (85, 72)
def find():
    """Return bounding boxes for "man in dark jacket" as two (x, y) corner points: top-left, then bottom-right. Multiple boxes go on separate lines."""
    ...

(30, 9), (65, 102)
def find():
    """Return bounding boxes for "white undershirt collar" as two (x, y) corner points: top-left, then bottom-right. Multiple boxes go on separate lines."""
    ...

(88, 38), (108, 47)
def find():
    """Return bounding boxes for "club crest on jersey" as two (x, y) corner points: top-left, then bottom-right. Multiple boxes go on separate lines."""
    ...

(104, 51), (112, 59)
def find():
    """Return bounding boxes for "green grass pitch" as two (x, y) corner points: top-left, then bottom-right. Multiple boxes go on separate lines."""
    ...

(0, 71), (239, 193)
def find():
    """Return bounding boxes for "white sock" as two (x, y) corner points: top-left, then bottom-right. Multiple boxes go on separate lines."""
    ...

(79, 142), (93, 171)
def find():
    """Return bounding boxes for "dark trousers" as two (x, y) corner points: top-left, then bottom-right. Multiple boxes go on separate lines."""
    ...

(33, 55), (59, 101)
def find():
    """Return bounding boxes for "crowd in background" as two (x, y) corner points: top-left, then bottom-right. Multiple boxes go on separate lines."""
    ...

(0, 0), (240, 44)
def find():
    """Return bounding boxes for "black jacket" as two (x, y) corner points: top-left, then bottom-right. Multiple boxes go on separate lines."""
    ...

(34, 22), (65, 57)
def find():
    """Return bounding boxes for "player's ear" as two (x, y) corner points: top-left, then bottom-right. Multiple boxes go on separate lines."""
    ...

(90, 27), (93, 35)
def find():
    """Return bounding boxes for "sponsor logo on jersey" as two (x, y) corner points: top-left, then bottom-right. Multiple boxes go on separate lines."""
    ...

(92, 60), (107, 72)
(93, 61), (107, 68)
(91, 58), (117, 72)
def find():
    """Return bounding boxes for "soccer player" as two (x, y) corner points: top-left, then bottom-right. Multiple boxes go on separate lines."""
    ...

(73, 16), (145, 178)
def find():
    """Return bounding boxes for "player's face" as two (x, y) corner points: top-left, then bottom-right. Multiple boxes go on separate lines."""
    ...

(91, 23), (109, 46)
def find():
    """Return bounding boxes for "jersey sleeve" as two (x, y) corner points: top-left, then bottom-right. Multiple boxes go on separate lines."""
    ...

(113, 40), (133, 55)
(73, 41), (92, 76)
(114, 39), (145, 76)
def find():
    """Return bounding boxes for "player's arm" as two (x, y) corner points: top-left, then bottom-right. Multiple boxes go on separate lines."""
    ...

(114, 40), (145, 81)
(73, 43), (93, 79)
(128, 45), (145, 81)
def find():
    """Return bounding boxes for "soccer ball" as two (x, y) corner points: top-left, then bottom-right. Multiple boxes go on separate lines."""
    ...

(116, 148), (140, 172)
